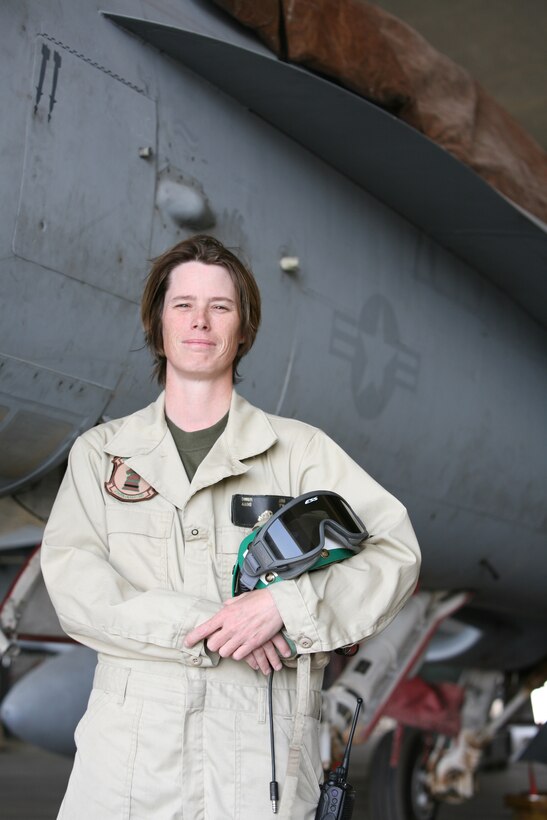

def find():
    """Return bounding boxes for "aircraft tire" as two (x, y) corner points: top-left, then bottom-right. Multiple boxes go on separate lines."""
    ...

(366, 728), (438, 820)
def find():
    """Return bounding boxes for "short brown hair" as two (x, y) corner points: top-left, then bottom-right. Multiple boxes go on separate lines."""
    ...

(141, 234), (261, 385)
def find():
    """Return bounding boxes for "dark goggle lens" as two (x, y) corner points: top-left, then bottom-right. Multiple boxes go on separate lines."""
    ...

(264, 494), (363, 559)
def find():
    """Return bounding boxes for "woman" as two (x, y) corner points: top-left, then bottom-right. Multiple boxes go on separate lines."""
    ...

(41, 234), (420, 819)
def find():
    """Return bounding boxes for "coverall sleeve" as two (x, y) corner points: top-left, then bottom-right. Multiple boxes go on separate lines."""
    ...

(269, 430), (421, 653)
(41, 436), (220, 665)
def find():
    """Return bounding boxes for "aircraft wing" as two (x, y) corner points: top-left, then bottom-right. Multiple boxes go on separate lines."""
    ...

(105, 12), (547, 327)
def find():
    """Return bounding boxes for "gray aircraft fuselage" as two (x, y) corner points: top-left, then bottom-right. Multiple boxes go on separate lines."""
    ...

(1, 0), (546, 674)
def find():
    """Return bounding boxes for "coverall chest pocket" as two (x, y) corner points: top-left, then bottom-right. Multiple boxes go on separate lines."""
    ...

(106, 507), (174, 591)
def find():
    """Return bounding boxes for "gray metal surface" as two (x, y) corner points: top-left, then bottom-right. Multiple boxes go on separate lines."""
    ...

(0, 0), (546, 619)
(0, 353), (110, 494)
(106, 12), (547, 327)
(1, 647), (96, 756)
(14, 35), (155, 302)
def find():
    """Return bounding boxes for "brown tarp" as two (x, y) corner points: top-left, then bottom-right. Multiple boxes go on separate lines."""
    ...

(213, 0), (547, 223)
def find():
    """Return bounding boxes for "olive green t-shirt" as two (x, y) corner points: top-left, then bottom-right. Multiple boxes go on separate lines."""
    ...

(165, 412), (229, 482)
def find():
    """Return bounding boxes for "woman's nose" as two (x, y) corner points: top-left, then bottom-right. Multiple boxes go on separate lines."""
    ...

(191, 309), (209, 329)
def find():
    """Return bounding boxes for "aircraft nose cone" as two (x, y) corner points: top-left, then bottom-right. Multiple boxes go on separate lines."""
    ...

(1, 646), (96, 756)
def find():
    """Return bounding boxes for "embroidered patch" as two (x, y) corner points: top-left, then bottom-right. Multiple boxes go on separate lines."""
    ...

(105, 457), (158, 502)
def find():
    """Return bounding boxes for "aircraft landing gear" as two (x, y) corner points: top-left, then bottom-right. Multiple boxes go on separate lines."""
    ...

(408, 733), (438, 820)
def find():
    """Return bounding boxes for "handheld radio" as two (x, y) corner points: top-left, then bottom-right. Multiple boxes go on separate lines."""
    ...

(314, 697), (363, 820)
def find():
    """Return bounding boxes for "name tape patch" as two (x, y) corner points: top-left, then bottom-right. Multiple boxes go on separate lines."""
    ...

(231, 494), (293, 528)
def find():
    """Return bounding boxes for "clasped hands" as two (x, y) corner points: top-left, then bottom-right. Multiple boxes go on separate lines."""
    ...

(185, 588), (291, 675)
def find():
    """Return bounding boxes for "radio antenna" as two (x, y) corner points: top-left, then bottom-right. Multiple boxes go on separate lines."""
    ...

(337, 697), (362, 780)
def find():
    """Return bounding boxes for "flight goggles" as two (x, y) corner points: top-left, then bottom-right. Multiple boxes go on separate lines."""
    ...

(232, 490), (368, 594)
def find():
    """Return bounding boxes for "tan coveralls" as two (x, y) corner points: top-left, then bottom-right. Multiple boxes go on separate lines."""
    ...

(41, 391), (420, 820)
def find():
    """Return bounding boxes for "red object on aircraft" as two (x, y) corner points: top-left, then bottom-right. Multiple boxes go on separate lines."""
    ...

(383, 676), (466, 737)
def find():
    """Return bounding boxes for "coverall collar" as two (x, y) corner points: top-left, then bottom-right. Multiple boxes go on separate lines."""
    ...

(102, 391), (278, 509)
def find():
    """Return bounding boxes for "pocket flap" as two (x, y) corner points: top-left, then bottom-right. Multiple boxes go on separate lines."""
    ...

(106, 507), (173, 539)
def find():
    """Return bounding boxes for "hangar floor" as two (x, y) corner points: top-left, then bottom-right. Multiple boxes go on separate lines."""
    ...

(1, 735), (546, 819)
